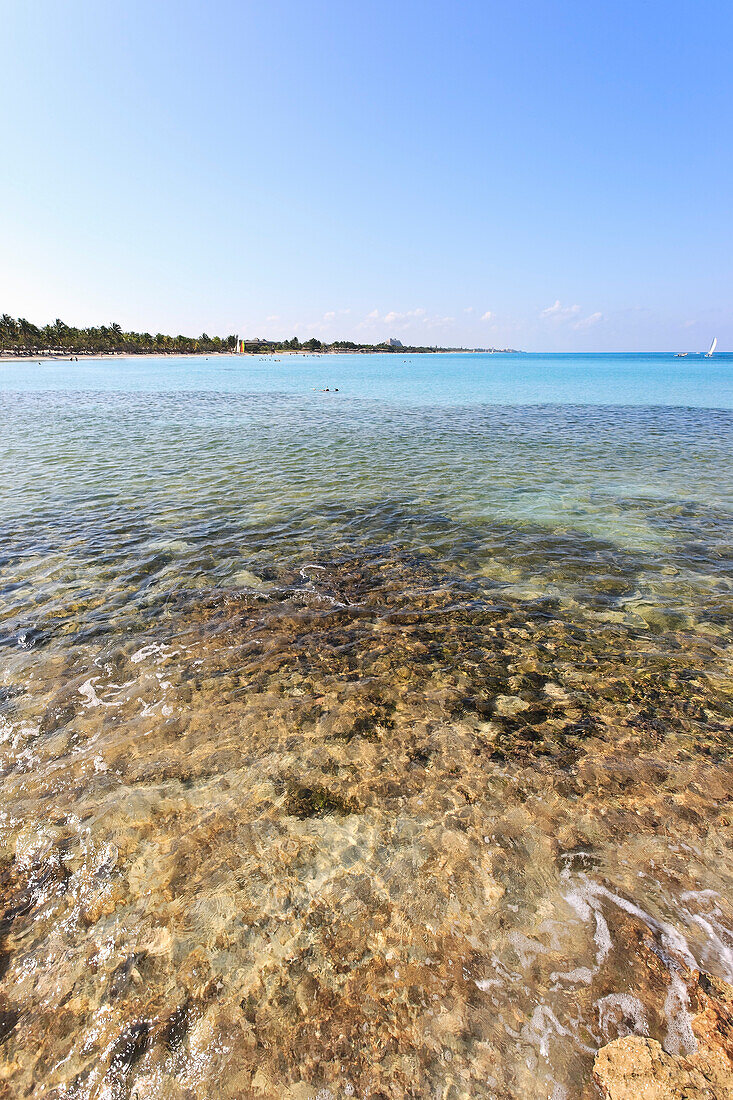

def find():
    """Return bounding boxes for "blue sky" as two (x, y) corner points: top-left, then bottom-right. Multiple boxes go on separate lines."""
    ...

(2, 0), (731, 350)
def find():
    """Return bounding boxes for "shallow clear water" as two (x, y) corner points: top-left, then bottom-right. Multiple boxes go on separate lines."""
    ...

(4, 349), (733, 406)
(1, 355), (732, 1099)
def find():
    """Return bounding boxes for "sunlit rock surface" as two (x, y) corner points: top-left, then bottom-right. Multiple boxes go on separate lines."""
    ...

(594, 972), (733, 1099)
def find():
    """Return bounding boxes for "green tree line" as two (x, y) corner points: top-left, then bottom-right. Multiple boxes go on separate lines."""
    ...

(0, 314), (450, 356)
(0, 315), (238, 355)
(241, 337), (445, 353)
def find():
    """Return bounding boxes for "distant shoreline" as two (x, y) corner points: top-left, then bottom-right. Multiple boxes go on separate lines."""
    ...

(0, 349), (504, 364)
(0, 316), (516, 359)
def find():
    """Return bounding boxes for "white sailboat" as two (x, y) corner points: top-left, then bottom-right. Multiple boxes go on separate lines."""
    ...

(705, 337), (717, 357)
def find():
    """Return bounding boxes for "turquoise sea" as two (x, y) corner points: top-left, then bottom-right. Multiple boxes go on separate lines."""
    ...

(1, 352), (732, 1099)
(3, 349), (733, 405)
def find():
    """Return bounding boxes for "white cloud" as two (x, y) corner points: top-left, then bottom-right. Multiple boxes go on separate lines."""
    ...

(464, 307), (474, 314)
(384, 308), (426, 324)
(540, 300), (603, 330)
(266, 314), (279, 322)
(356, 307), (455, 334)
(323, 311), (336, 321)
(481, 310), (493, 322)
(573, 311), (603, 330)
(541, 300), (581, 320)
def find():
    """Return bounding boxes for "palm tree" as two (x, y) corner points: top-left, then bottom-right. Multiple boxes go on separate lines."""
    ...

(18, 318), (41, 350)
(0, 314), (17, 348)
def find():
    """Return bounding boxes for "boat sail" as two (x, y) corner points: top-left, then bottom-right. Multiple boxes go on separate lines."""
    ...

(706, 337), (717, 357)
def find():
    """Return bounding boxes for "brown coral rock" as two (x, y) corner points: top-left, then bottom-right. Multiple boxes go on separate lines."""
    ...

(594, 974), (733, 1100)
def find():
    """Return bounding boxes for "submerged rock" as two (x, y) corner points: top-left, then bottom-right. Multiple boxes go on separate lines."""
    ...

(594, 973), (733, 1100)
(1, 546), (733, 1098)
